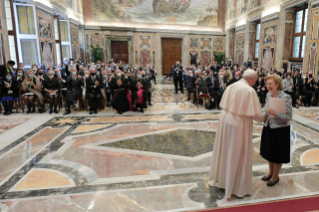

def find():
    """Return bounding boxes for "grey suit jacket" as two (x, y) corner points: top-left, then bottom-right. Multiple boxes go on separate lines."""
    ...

(263, 91), (292, 129)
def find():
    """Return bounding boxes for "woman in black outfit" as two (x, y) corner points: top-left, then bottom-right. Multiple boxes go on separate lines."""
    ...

(1, 72), (18, 115)
(43, 70), (60, 114)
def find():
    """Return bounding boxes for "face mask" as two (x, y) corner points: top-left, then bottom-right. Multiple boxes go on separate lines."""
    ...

(91, 73), (96, 77)
(189, 74), (193, 77)
(32, 68), (37, 71)
(235, 76), (239, 80)
(134, 67), (137, 70)
(6, 76), (12, 80)
(287, 76), (291, 80)
(72, 72), (77, 75)
(117, 73), (121, 77)
(303, 76), (306, 79)
(138, 75), (142, 79)
(85, 74), (89, 78)
(57, 72), (61, 76)
(309, 75), (313, 78)
(103, 75), (108, 79)
(84, 68), (87, 71)
(205, 68), (207, 70)
(38, 72), (43, 76)
(28, 74), (34, 78)
(107, 74), (111, 76)
(49, 76), (54, 79)
(219, 76), (223, 79)
(17, 72), (23, 76)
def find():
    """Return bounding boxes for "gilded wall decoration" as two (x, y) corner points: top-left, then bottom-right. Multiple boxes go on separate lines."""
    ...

(309, 43), (317, 74)
(38, 17), (52, 39)
(91, 33), (104, 47)
(236, 34), (244, 49)
(72, 46), (78, 59)
(71, 28), (78, 44)
(140, 50), (151, 67)
(229, 36), (234, 60)
(200, 51), (212, 66)
(312, 13), (319, 40)
(262, 47), (275, 71)
(213, 37), (223, 51)
(283, 23), (293, 60)
(139, 36), (151, 48)
(237, 50), (242, 66)
(286, 12), (293, 20)
(249, 24), (255, 30)
(248, 32), (255, 59)
(263, 25), (276, 45)
(201, 38), (212, 50)
(190, 37), (199, 49)
(40, 41), (54, 68)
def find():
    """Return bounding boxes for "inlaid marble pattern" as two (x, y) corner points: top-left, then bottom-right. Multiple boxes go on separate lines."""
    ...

(101, 129), (216, 157)
(0, 118), (30, 135)
(0, 100), (318, 211)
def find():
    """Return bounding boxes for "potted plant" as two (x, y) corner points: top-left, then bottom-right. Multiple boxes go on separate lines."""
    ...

(90, 45), (104, 63)
(214, 51), (225, 65)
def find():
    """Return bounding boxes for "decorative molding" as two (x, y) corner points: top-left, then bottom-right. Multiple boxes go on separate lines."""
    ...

(247, 11), (263, 23)
(235, 25), (245, 32)
(281, 0), (308, 9)
(34, 2), (53, 16)
(261, 12), (279, 23)
(69, 18), (80, 27)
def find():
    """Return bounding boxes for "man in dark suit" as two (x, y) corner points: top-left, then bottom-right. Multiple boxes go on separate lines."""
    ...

(206, 70), (222, 109)
(173, 61), (184, 94)
(64, 71), (84, 115)
(210, 61), (220, 77)
(0, 61), (15, 79)
(186, 71), (195, 101)
(86, 68), (105, 114)
(254, 73), (267, 106)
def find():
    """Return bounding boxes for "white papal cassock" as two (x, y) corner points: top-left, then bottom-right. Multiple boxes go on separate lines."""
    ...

(209, 79), (262, 199)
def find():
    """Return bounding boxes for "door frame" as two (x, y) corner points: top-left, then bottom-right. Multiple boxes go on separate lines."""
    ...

(105, 35), (133, 64)
(157, 33), (188, 77)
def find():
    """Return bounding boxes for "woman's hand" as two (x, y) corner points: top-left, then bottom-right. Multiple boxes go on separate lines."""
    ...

(268, 108), (277, 117)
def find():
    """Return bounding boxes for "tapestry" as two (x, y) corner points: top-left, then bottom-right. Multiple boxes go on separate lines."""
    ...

(41, 41), (54, 68)
(262, 47), (275, 71)
(38, 17), (52, 39)
(263, 25), (276, 45)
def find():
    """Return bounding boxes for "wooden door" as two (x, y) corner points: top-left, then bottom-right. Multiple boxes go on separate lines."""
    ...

(111, 41), (128, 63)
(162, 38), (182, 76)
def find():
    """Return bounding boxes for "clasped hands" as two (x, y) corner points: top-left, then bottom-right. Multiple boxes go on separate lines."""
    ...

(95, 80), (99, 86)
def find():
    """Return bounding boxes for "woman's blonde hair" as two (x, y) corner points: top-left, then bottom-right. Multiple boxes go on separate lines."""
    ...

(264, 74), (283, 90)
(25, 70), (37, 81)
(223, 70), (233, 81)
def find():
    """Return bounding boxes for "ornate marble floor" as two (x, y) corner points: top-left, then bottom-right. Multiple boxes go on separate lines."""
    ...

(0, 83), (319, 211)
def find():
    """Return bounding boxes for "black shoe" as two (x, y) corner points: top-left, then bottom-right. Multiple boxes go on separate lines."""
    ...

(54, 109), (59, 114)
(217, 107), (220, 110)
(31, 108), (35, 113)
(187, 98), (190, 101)
(27, 109), (31, 114)
(3, 111), (8, 115)
(261, 176), (272, 181)
(49, 110), (53, 114)
(267, 178), (280, 186)
(149, 103), (153, 106)
(118, 111), (123, 114)
(39, 108), (43, 114)
(89, 110), (93, 115)
(94, 110), (98, 114)
(63, 110), (71, 115)
(140, 108), (144, 113)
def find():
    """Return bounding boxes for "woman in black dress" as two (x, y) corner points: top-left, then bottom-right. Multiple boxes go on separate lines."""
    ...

(260, 74), (293, 186)
(1, 72), (19, 115)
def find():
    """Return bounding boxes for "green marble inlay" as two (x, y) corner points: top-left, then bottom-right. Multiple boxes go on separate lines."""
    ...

(101, 129), (216, 157)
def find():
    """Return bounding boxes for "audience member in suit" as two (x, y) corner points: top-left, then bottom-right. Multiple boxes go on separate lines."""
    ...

(143, 71), (153, 106)
(55, 68), (69, 99)
(173, 61), (184, 94)
(86, 68), (104, 114)
(0, 72), (18, 115)
(63, 71), (84, 115)
(205, 70), (221, 109)
(228, 71), (241, 86)
(0, 61), (15, 79)
(111, 69), (129, 114)
(15, 69), (25, 91)
(183, 70), (188, 91)
(164, 65), (174, 81)
(187, 70), (195, 102)
(300, 73), (313, 107)
(43, 70), (60, 114)
(254, 73), (268, 106)
(102, 70), (112, 107)
(210, 61), (220, 76)
(149, 66), (156, 85)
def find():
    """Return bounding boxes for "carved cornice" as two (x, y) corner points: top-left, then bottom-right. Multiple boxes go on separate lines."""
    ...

(34, 2), (53, 16)
(247, 11), (263, 22)
(235, 25), (245, 32)
(69, 18), (80, 27)
(261, 12), (279, 23)
(281, 0), (308, 9)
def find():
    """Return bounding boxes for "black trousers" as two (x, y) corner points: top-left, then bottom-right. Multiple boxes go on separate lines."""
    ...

(174, 77), (184, 94)
(299, 89), (312, 106)
(104, 88), (111, 105)
(284, 91), (297, 106)
(209, 88), (222, 108)
(257, 91), (267, 104)
(87, 92), (101, 110)
(66, 90), (82, 108)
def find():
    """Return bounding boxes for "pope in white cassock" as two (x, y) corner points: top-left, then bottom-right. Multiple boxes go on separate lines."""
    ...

(209, 69), (264, 203)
